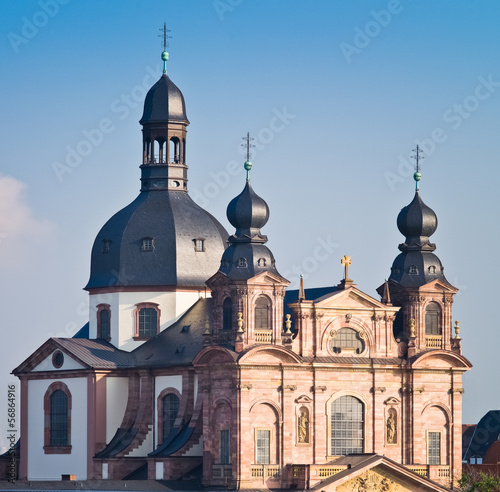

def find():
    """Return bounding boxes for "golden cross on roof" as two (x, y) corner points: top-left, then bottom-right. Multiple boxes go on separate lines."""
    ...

(341, 255), (352, 281)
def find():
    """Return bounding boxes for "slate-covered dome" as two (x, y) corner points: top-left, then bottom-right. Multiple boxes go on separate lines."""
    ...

(227, 181), (269, 236)
(388, 189), (447, 288)
(85, 192), (228, 290)
(397, 191), (437, 239)
(139, 73), (189, 125)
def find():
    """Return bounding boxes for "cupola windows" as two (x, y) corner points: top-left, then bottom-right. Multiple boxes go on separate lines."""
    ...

(170, 137), (181, 163)
(238, 258), (247, 268)
(257, 258), (266, 267)
(409, 265), (418, 275)
(142, 237), (154, 252)
(194, 239), (205, 252)
(102, 240), (111, 253)
(428, 266), (436, 274)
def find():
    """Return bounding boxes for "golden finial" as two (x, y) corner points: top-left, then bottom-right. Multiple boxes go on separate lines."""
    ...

(454, 320), (461, 339)
(237, 312), (244, 333)
(285, 314), (292, 334)
(204, 319), (210, 335)
(410, 318), (416, 338)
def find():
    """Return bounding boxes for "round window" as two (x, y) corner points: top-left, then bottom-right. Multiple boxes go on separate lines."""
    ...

(52, 351), (64, 368)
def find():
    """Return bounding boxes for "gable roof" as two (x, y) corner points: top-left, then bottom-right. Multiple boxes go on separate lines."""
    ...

(13, 337), (135, 374)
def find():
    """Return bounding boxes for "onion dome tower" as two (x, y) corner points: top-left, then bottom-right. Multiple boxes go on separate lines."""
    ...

(206, 148), (289, 351)
(84, 45), (228, 348)
(377, 147), (458, 353)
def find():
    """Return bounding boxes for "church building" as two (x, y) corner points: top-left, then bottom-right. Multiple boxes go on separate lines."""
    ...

(11, 45), (471, 491)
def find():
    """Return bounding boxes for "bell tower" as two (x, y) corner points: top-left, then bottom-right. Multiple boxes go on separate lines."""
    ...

(139, 29), (189, 192)
(377, 148), (461, 355)
(206, 151), (289, 351)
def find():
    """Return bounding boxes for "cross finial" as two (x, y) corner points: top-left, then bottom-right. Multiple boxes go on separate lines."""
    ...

(341, 255), (352, 281)
(158, 23), (172, 74)
(241, 132), (255, 181)
(411, 145), (424, 191)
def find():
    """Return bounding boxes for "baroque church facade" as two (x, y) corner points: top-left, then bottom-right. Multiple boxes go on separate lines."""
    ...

(12, 48), (471, 491)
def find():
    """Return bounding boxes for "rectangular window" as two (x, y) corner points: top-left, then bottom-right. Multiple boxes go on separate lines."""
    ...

(256, 429), (270, 464)
(220, 429), (230, 464)
(428, 432), (441, 465)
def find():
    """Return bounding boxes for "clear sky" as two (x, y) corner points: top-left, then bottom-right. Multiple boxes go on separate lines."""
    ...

(1, 0), (499, 450)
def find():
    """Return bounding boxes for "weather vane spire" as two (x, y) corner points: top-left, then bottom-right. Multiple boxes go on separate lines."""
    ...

(241, 132), (255, 181)
(158, 23), (171, 74)
(411, 144), (424, 191)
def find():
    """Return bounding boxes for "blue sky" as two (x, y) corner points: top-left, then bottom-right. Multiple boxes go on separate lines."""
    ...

(1, 1), (500, 446)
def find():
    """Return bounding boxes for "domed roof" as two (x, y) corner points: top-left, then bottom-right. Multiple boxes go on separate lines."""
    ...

(389, 251), (445, 288)
(397, 191), (437, 239)
(227, 181), (269, 237)
(85, 191), (228, 290)
(139, 74), (189, 125)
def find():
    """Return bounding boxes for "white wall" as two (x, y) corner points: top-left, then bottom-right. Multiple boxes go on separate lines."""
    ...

(27, 378), (87, 480)
(88, 291), (202, 351)
(105, 377), (128, 443)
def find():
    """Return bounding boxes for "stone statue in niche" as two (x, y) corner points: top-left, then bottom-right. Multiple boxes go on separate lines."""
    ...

(387, 411), (397, 444)
(298, 409), (309, 443)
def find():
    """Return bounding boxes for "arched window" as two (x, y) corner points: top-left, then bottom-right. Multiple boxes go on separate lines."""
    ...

(50, 390), (68, 446)
(331, 328), (365, 354)
(134, 303), (161, 339)
(223, 297), (233, 331)
(97, 304), (111, 340)
(425, 302), (441, 335)
(331, 396), (364, 456)
(162, 394), (180, 442)
(255, 296), (271, 330)
(43, 382), (71, 454)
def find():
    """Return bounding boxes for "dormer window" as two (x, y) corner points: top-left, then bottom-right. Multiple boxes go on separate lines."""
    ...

(238, 258), (247, 268)
(257, 258), (266, 267)
(194, 239), (205, 252)
(428, 266), (436, 274)
(142, 237), (154, 252)
(409, 265), (418, 275)
(102, 240), (111, 253)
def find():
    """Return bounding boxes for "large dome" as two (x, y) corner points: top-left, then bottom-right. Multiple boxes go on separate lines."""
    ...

(85, 192), (228, 290)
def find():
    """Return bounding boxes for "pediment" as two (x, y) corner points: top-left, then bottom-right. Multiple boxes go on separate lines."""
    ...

(384, 397), (401, 406)
(295, 395), (313, 404)
(314, 287), (393, 311)
(32, 350), (86, 372)
(239, 345), (302, 365)
(419, 278), (458, 294)
(315, 455), (450, 492)
(411, 350), (472, 370)
(193, 346), (237, 366)
(13, 338), (90, 374)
